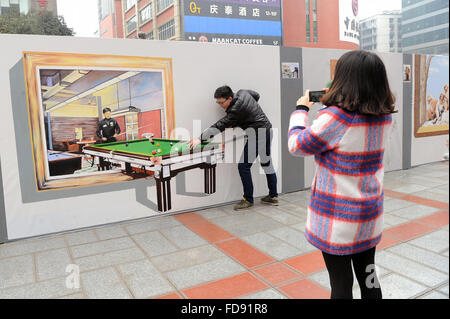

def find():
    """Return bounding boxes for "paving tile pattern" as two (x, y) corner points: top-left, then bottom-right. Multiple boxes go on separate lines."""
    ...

(0, 161), (448, 299)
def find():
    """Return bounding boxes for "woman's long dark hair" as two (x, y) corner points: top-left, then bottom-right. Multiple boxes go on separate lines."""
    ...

(321, 50), (396, 116)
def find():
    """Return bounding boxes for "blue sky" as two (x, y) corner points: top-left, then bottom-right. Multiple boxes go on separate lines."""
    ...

(427, 56), (449, 101)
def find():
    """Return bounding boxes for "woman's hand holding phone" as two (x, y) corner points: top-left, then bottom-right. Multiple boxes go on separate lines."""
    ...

(296, 89), (315, 110)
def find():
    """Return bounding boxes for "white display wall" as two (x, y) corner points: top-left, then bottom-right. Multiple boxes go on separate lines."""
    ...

(0, 34), (447, 243)
(0, 34), (282, 241)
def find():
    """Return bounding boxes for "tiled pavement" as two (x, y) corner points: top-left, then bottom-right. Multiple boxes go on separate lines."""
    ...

(0, 162), (448, 299)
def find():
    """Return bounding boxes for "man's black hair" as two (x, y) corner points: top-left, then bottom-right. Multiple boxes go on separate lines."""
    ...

(214, 85), (234, 99)
(103, 108), (112, 113)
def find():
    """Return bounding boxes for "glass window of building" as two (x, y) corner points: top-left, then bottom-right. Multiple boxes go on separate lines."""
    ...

(402, 0), (448, 21)
(100, 0), (113, 20)
(157, 0), (173, 13)
(126, 15), (137, 34)
(403, 0), (424, 6)
(305, 0), (310, 42)
(313, 0), (318, 43)
(313, 21), (318, 42)
(125, 114), (138, 140)
(403, 28), (449, 47)
(158, 19), (174, 40)
(403, 12), (449, 34)
(1, 0), (21, 15)
(126, 0), (134, 11)
(19, 0), (28, 14)
(140, 3), (152, 23)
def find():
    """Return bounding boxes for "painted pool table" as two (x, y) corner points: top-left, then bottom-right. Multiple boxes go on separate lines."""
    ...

(83, 138), (224, 212)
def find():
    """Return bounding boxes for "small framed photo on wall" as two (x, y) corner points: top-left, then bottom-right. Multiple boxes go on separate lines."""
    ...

(403, 64), (411, 82)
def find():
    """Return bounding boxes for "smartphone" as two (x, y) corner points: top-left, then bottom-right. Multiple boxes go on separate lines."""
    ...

(309, 90), (327, 103)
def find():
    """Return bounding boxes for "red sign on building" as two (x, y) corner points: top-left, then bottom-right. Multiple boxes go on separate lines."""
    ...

(38, 0), (48, 7)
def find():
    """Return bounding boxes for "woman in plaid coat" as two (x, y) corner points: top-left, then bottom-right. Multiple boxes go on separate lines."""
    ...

(288, 50), (396, 299)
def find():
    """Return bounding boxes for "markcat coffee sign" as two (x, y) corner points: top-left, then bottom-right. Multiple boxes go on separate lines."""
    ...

(339, 0), (360, 45)
(182, 0), (282, 46)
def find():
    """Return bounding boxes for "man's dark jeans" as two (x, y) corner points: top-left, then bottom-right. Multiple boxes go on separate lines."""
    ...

(238, 128), (278, 203)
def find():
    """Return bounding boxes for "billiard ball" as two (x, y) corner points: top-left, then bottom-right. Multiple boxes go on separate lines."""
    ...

(152, 150), (156, 155)
(157, 149), (162, 153)
(156, 143), (160, 146)
(125, 143), (128, 147)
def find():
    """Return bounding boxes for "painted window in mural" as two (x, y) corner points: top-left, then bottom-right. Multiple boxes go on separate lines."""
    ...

(125, 114), (139, 140)
(23, 52), (175, 191)
(39, 68), (166, 179)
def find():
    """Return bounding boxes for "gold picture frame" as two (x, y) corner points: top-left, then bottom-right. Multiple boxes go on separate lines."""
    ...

(23, 51), (175, 191)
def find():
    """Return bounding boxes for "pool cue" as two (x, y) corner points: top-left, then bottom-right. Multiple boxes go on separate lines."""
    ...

(112, 123), (155, 139)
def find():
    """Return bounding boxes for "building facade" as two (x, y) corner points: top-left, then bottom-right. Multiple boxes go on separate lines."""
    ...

(283, 0), (359, 50)
(98, 0), (363, 50)
(401, 0), (449, 55)
(0, 0), (57, 16)
(360, 11), (402, 53)
(98, 0), (124, 38)
(98, 0), (181, 40)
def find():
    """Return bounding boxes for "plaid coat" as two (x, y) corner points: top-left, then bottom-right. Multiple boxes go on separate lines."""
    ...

(288, 106), (392, 255)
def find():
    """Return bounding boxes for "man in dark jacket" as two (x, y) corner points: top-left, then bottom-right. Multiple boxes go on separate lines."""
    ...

(189, 85), (278, 210)
(97, 108), (121, 143)
(96, 107), (121, 170)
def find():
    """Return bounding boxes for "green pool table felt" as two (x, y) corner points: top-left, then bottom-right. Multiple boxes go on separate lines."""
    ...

(89, 138), (219, 157)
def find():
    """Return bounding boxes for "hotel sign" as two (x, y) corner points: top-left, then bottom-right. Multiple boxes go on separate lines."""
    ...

(183, 0), (282, 46)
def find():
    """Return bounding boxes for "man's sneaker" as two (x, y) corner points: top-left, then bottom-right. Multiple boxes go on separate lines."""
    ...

(261, 195), (279, 206)
(233, 198), (254, 210)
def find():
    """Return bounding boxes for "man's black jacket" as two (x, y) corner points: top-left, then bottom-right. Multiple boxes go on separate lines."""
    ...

(200, 89), (272, 141)
(97, 118), (121, 140)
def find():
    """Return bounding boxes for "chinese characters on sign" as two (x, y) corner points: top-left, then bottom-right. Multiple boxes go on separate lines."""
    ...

(38, 0), (48, 7)
(189, 1), (279, 19)
(339, 0), (360, 45)
(343, 16), (360, 40)
(183, 0), (282, 46)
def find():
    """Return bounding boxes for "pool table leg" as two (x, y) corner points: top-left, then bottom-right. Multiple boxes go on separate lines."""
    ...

(155, 160), (218, 213)
(156, 178), (163, 212)
(155, 178), (171, 212)
(166, 178), (172, 211)
(162, 179), (169, 211)
(204, 164), (217, 195)
(212, 165), (216, 193)
(204, 167), (210, 194)
(162, 179), (167, 211)
(125, 162), (132, 174)
(155, 165), (172, 212)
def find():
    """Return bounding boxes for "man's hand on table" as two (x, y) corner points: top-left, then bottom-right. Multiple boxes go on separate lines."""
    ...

(188, 138), (201, 149)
